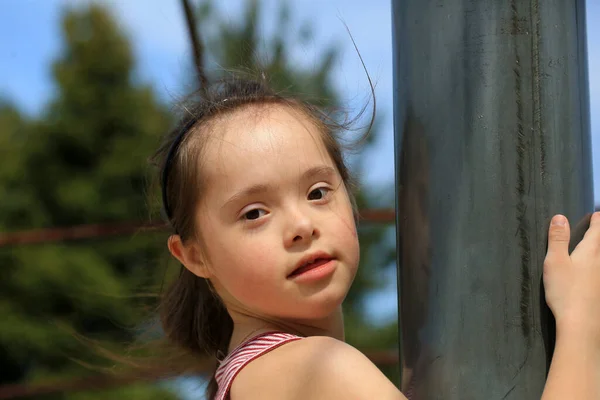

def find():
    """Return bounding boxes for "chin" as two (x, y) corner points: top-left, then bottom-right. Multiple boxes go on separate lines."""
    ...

(296, 287), (348, 319)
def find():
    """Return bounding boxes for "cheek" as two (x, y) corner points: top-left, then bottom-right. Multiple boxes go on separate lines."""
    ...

(338, 202), (360, 265)
(345, 230), (361, 267)
(199, 215), (270, 274)
(212, 237), (280, 292)
(326, 202), (360, 264)
(334, 194), (359, 239)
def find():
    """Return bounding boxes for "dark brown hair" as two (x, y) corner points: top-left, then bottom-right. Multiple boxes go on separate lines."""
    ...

(151, 74), (371, 399)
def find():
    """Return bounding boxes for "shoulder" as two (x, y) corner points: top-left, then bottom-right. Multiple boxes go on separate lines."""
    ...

(230, 336), (406, 400)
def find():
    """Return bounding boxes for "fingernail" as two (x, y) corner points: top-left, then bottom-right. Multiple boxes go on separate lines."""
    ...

(552, 215), (567, 226)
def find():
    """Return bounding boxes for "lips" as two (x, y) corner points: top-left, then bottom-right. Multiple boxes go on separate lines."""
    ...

(288, 252), (334, 278)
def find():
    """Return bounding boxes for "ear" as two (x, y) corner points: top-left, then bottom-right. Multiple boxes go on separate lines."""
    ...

(167, 235), (212, 278)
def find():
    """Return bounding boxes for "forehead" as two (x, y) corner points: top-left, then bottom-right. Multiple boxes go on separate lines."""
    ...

(202, 104), (334, 185)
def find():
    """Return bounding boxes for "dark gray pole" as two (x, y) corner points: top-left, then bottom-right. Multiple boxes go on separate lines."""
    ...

(392, 1), (593, 399)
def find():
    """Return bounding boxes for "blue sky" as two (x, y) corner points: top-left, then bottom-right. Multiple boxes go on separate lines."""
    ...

(1, 0), (396, 184)
(1, 1), (599, 398)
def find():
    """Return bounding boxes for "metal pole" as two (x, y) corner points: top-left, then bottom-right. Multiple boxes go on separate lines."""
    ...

(392, 1), (593, 398)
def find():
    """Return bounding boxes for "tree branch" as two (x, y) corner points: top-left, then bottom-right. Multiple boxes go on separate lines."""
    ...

(181, 0), (208, 90)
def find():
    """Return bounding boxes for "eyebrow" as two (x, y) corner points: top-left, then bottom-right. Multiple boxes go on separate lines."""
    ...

(302, 165), (337, 181)
(222, 165), (337, 209)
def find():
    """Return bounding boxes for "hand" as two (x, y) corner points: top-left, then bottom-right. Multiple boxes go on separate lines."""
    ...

(544, 212), (600, 346)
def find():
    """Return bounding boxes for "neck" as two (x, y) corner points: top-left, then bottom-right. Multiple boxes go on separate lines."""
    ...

(227, 307), (345, 352)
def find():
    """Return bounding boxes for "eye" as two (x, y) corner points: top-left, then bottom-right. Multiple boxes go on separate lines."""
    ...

(243, 208), (268, 221)
(308, 187), (331, 201)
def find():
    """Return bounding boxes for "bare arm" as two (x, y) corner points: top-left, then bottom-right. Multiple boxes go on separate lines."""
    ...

(236, 336), (406, 400)
(303, 337), (406, 400)
(541, 213), (600, 399)
(542, 331), (600, 399)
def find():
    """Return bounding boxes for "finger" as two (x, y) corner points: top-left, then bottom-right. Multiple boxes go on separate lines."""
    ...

(587, 211), (600, 235)
(568, 213), (592, 253)
(546, 214), (570, 263)
(578, 212), (600, 250)
(590, 211), (600, 227)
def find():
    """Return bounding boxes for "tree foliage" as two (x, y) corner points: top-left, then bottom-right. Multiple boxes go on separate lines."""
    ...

(0, 5), (175, 399)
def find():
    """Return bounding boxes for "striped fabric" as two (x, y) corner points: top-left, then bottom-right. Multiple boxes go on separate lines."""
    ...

(214, 331), (303, 400)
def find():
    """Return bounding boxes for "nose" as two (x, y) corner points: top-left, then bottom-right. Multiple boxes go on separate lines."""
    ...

(284, 207), (318, 248)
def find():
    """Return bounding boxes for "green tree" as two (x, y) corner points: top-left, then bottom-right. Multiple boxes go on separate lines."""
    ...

(0, 5), (177, 399)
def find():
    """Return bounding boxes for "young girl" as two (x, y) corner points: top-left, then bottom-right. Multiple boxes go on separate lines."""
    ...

(155, 77), (600, 399)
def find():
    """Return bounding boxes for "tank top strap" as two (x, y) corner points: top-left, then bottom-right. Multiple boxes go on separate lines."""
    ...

(214, 331), (303, 400)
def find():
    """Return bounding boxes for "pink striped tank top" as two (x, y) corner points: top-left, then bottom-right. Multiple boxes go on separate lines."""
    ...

(214, 331), (303, 400)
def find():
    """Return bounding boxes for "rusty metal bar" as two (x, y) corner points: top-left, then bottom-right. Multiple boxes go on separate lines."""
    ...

(0, 209), (395, 247)
(0, 209), (394, 247)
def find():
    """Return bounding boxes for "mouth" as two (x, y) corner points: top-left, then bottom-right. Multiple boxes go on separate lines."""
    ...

(288, 252), (335, 278)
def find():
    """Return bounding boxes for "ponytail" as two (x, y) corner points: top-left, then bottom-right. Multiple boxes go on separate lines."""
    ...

(160, 268), (233, 399)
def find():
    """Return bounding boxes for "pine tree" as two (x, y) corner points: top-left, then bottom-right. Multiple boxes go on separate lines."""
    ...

(0, 5), (177, 399)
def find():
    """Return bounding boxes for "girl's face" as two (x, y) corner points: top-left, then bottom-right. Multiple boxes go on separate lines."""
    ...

(195, 105), (359, 322)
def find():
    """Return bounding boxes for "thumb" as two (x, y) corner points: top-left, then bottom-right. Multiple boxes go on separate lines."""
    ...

(546, 214), (571, 262)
